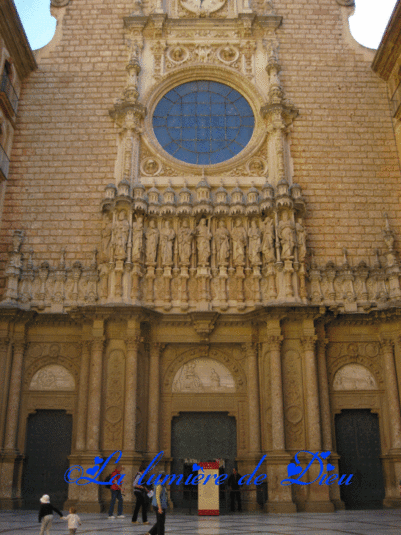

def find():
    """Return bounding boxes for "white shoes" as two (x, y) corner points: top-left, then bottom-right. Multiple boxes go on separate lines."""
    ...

(108, 515), (115, 519)
(117, 515), (125, 518)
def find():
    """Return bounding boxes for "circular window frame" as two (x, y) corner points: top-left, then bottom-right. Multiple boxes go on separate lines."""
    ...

(142, 66), (267, 174)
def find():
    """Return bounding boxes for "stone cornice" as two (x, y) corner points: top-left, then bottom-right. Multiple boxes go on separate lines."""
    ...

(372, 0), (401, 81)
(0, 0), (37, 79)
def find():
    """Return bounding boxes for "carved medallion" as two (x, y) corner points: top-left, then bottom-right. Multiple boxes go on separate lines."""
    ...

(51, 0), (70, 6)
(180, 0), (226, 15)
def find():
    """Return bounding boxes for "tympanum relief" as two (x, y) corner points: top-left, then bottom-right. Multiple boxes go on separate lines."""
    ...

(172, 357), (236, 392)
(333, 364), (377, 391)
(29, 365), (75, 391)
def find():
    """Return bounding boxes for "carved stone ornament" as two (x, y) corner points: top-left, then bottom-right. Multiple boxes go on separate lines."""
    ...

(333, 364), (377, 391)
(335, 0), (355, 5)
(172, 357), (235, 392)
(217, 46), (240, 65)
(167, 46), (190, 65)
(51, 0), (70, 6)
(29, 364), (75, 391)
(246, 158), (268, 176)
(179, 0), (226, 15)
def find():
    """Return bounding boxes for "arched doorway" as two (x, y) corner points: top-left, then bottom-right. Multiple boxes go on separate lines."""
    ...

(170, 412), (237, 511)
(21, 410), (72, 509)
(335, 409), (385, 509)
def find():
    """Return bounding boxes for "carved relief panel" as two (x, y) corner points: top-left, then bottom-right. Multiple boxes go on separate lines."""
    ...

(282, 347), (305, 450)
(103, 349), (125, 450)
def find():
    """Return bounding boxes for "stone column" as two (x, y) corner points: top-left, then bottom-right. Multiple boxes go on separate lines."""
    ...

(382, 338), (401, 450)
(300, 323), (333, 512)
(147, 342), (163, 455)
(0, 341), (25, 507)
(265, 319), (295, 513)
(381, 335), (401, 507)
(245, 343), (261, 453)
(268, 334), (285, 451)
(316, 338), (331, 451)
(317, 336), (343, 509)
(124, 335), (140, 452)
(4, 341), (26, 452)
(86, 339), (104, 453)
(0, 338), (11, 450)
(75, 341), (91, 451)
(301, 335), (321, 452)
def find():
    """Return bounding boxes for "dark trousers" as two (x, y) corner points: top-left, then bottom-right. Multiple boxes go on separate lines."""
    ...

(230, 490), (242, 512)
(108, 489), (123, 516)
(149, 506), (166, 535)
(132, 492), (148, 522)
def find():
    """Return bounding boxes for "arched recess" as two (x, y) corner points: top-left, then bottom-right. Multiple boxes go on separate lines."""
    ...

(29, 364), (75, 391)
(160, 346), (248, 457)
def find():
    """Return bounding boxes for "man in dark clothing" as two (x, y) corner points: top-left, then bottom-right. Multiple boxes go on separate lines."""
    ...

(38, 494), (63, 535)
(228, 468), (242, 512)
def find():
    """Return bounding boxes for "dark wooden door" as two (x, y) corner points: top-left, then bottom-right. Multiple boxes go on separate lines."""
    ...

(22, 410), (72, 509)
(170, 412), (236, 512)
(335, 409), (385, 509)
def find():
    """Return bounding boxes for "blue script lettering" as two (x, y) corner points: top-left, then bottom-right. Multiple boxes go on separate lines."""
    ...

(64, 450), (125, 486)
(281, 450), (353, 486)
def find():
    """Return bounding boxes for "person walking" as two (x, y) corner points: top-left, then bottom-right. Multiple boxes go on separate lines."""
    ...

(108, 464), (125, 519)
(228, 468), (242, 512)
(132, 461), (150, 525)
(38, 494), (63, 535)
(61, 506), (81, 534)
(144, 472), (168, 535)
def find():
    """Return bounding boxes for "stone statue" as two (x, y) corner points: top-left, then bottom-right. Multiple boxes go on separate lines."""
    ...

(178, 220), (193, 265)
(145, 220), (159, 264)
(231, 218), (247, 266)
(278, 211), (296, 260)
(296, 218), (307, 262)
(132, 216), (144, 263)
(214, 220), (230, 266)
(196, 218), (211, 265)
(160, 220), (175, 265)
(112, 210), (130, 260)
(248, 220), (262, 266)
(262, 217), (275, 263)
(101, 213), (112, 263)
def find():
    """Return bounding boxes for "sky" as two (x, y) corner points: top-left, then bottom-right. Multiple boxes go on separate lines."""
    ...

(14, 0), (398, 52)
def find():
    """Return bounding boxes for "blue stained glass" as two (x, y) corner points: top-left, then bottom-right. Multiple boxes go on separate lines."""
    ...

(152, 81), (254, 164)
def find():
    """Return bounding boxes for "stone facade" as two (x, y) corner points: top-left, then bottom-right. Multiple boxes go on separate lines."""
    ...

(0, 0), (401, 514)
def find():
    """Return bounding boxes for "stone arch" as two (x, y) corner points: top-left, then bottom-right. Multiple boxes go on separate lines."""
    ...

(24, 354), (79, 390)
(29, 364), (75, 391)
(333, 363), (378, 391)
(163, 346), (246, 393)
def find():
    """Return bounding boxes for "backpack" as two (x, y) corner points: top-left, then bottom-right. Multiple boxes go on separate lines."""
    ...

(104, 474), (113, 490)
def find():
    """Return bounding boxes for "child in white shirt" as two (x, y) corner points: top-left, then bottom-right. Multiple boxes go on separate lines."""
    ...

(61, 507), (81, 534)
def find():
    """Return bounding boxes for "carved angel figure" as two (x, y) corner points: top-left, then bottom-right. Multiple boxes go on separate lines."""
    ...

(196, 218), (211, 265)
(145, 220), (159, 264)
(231, 218), (247, 267)
(132, 216), (144, 263)
(101, 213), (112, 262)
(278, 211), (296, 260)
(296, 218), (307, 262)
(160, 220), (175, 266)
(112, 210), (130, 261)
(178, 220), (193, 265)
(214, 220), (230, 266)
(262, 217), (275, 263)
(248, 220), (262, 266)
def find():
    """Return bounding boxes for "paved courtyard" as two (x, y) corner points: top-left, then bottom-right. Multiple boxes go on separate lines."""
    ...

(0, 510), (401, 535)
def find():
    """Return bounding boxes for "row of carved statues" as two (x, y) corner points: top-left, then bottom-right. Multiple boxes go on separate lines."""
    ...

(101, 211), (307, 268)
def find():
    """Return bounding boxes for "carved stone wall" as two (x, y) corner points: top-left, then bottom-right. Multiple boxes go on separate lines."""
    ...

(103, 349), (125, 450)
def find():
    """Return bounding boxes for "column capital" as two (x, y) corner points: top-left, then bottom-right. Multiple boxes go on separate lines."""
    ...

(242, 342), (257, 357)
(301, 335), (318, 352)
(149, 342), (165, 356)
(125, 336), (141, 348)
(90, 338), (106, 352)
(267, 334), (283, 351)
(381, 337), (395, 352)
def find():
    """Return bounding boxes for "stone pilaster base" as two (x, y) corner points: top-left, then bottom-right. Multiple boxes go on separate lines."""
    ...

(382, 450), (401, 508)
(292, 453), (334, 513)
(264, 452), (297, 513)
(0, 452), (22, 509)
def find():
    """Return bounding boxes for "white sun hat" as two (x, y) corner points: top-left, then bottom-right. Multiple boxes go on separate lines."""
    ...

(40, 495), (50, 504)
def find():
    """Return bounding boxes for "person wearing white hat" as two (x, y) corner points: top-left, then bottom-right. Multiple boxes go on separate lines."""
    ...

(38, 494), (63, 535)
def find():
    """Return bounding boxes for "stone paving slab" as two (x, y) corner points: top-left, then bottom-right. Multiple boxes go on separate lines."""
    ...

(0, 510), (401, 535)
